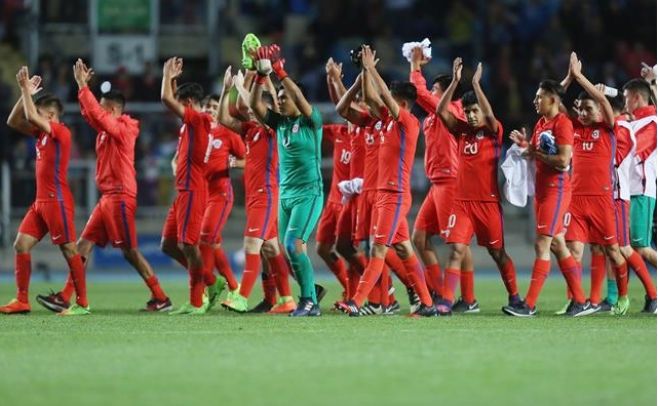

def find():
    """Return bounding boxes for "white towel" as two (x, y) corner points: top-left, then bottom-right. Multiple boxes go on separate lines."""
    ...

(501, 144), (535, 207)
(402, 38), (432, 63)
(338, 178), (363, 204)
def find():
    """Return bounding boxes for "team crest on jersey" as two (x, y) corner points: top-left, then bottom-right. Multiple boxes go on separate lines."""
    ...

(292, 123), (299, 133)
(476, 130), (484, 140)
(592, 130), (600, 140)
(212, 139), (223, 149)
(387, 121), (394, 132)
(375, 121), (383, 131)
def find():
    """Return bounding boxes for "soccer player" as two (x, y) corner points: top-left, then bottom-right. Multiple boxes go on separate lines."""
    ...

(160, 57), (212, 315)
(250, 45), (324, 317)
(436, 59), (520, 312)
(559, 53), (629, 314)
(338, 45), (437, 317)
(216, 66), (296, 314)
(407, 47), (479, 312)
(36, 59), (171, 313)
(504, 75), (593, 318)
(2, 67), (88, 315)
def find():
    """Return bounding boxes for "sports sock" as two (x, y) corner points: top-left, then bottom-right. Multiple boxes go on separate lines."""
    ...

(214, 247), (238, 290)
(353, 256), (386, 306)
(627, 251), (657, 299)
(461, 270), (475, 303)
(558, 256), (586, 304)
(379, 268), (391, 307)
(444, 268), (460, 303)
(199, 244), (217, 286)
(326, 254), (349, 292)
(402, 255), (432, 306)
(66, 254), (88, 307)
(61, 273), (75, 302)
(613, 262), (629, 297)
(189, 264), (205, 307)
(589, 253), (606, 305)
(425, 263), (442, 297)
(498, 260), (518, 297)
(15, 253), (31, 303)
(525, 259), (551, 308)
(239, 253), (261, 298)
(385, 249), (410, 287)
(268, 254), (292, 297)
(262, 271), (278, 305)
(145, 275), (167, 301)
(368, 277), (382, 305)
(606, 278), (618, 303)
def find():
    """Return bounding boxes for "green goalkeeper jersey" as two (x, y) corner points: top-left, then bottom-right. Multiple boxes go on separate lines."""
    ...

(265, 106), (323, 199)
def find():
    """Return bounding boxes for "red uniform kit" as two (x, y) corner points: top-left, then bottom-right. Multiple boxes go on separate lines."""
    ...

(200, 124), (246, 244)
(565, 120), (617, 245)
(78, 87), (140, 248)
(242, 120), (279, 240)
(18, 122), (76, 244)
(445, 120), (505, 249)
(335, 124), (365, 244)
(531, 113), (573, 236)
(316, 124), (351, 244)
(409, 70), (461, 239)
(162, 107), (212, 245)
(356, 113), (385, 242)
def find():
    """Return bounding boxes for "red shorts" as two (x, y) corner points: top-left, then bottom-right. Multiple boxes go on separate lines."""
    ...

(414, 181), (456, 239)
(356, 190), (378, 241)
(565, 195), (618, 245)
(372, 191), (411, 246)
(446, 200), (505, 249)
(161, 189), (207, 245)
(18, 199), (76, 245)
(614, 199), (630, 247)
(245, 192), (278, 241)
(200, 188), (234, 244)
(81, 194), (138, 248)
(316, 200), (343, 244)
(535, 188), (572, 237)
(336, 196), (357, 243)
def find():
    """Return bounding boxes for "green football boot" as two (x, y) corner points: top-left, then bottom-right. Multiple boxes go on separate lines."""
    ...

(241, 33), (261, 70)
(58, 304), (90, 316)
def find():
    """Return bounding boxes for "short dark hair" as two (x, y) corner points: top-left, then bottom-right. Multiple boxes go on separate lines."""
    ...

(34, 92), (63, 114)
(175, 82), (204, 103)
(622, 78), (652, 103)
(431, 74), (462, 101)
(100, 90), (126, 109)
(539, 79), (565, 99)
(278, 81), (307, 96)
(576, 91), (595, 102)
(390, 81), (417, 105)
(607, 94), (625, 113)
(461, 90), (478, 107)
(204, 94), (220, 104)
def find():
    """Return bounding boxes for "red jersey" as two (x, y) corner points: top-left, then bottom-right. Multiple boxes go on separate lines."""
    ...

(206, 124), (246, 193)
(376, 108), (420, 193)
(78, 86), (139, 197)
(323, 124), (351, 203)
(241, 121), (278, 198)
(453, 119), (503, 201)
(362, 112), (385, 191)
(571, 120), (616, 196)
(409, 70), (462, 183)
(349, 125), (366, 179)
(531, 113), (573, 198)
(35, 122), (74, 202)
(176, 107), (212, 191)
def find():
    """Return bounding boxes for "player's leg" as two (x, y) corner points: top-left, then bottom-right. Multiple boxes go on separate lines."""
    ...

(392, 239), (437, 317)
(316, 202), (349, 297)
(587, 244), (607, 310)
(620, 245), (657, 313)
(0, 222), (41, 314)
(223, 236), (264, 312)
(262, 238), (296, 314)
(57, 241), (89, 316)
(249, 255), (278, 313)
(412, 187), (443, 299)
(550, 233), (594, 316)
(161, 203), (187, 267)
(630, 195), (657, 266)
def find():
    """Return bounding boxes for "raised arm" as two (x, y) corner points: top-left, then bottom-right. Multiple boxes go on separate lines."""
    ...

(161, 57), (185, 118)
(362, 46), (400, 119)
(266, 44), (313, 117)
(436, 58), (463, 133)
(409, 47), (438, 114)
(570, 52), (615, 128)
(17, 67), (51, 134)
(471, 62), (498, 133)
(217, 66), (244, 134)
(7, 74), (41, 136)
(336, 74), (370, 126)
(534, 144), (572, 171)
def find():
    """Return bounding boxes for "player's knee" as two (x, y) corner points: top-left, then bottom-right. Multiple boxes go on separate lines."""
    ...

(449, 244), (467, 262)
(411, 230), (426, 252)
(261, 241), (278, 258)
(371, 243), (389, 259)
(59, 243), (78, 258)
(316, 243), (331, 258)
(13, 238), (29, 253)
(284, 236), (300, 258)
(121, 248), (139, 261)
(487, 248), (505, 263)
(335, 239), (353, 259)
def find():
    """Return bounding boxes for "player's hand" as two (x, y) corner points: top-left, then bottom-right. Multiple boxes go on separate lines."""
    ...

(411, 47), (429, 67)
(509, 128), (529, 147)
(222, 65), (233, 91)
(16, 66), (30, 89)
(73, 58), (94, 88)
(255, 46), (273, 76)
(361, 45), (376, 70)
(472, 62), (483, 85)
(569, 52), (582, 77)
(28, 75), (42, 95)
(269, 44), (288, 80)
(641, 62), (656, 82)
(171, 57), (183, 79)
(594, 83), (606, 93)
(452, 57), (463, 82)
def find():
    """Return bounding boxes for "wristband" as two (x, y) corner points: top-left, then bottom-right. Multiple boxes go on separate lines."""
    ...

(256, 74), (268, 85)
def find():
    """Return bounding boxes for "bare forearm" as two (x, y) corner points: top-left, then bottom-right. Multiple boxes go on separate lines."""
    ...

(472, 83), (497, 130)
(249, 80), (268, 120)
(7, 97), (25, 128)
(280, 77), (312, 116)
(534, 150), (570, 170)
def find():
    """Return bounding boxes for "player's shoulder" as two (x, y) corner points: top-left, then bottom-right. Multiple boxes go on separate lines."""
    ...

(50, 121), (72, 139)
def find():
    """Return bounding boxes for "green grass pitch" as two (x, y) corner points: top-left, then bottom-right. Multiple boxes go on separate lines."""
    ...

(0, 276), (655, 406)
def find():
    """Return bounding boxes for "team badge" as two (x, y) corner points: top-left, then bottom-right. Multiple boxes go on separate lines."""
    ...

(476, 130), (484, 139)
(292, 123), (299, 133)
(592, 130), (600, 140)
(375, 121), (382, 131)
(212, 139), (223, 149)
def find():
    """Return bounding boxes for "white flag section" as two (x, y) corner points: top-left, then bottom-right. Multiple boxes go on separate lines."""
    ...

(501, 144), (535, 207)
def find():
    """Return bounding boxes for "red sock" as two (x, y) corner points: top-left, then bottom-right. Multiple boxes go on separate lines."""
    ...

(199, 244), (217, 286)
(379, 268), (391, 306)
(525, 259), (551, 308)
(214, 248), (238, 290)
(444, 268), (460, 303)
(628, 251), (657, 299)
(66, 254), (88, 307)
(189, 264), (205, 307)
(327, 256), (349, 292)
(61, 274), (75, 302)
(460, 271), (475, 303)
(402, 256), (433, 306)
(268, 254), (291, 297)
(558, 256), (585, 304)
(145, 275), (167, 301)
(589, 253), (606, 305)
(239, 253), (261, 298)
(613, 262), (629, 297)
(350, 253), (367, 274)
(368, 276), (382, 304)
(425, 264), (442, 297)
(15, 253), (31, 303)
(347, 265), (361, 299)
(353, 256), (385, 306)
(498, 260), (518, 297)
(385, 249), (410, 287)
(262, 271), (278, 305)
